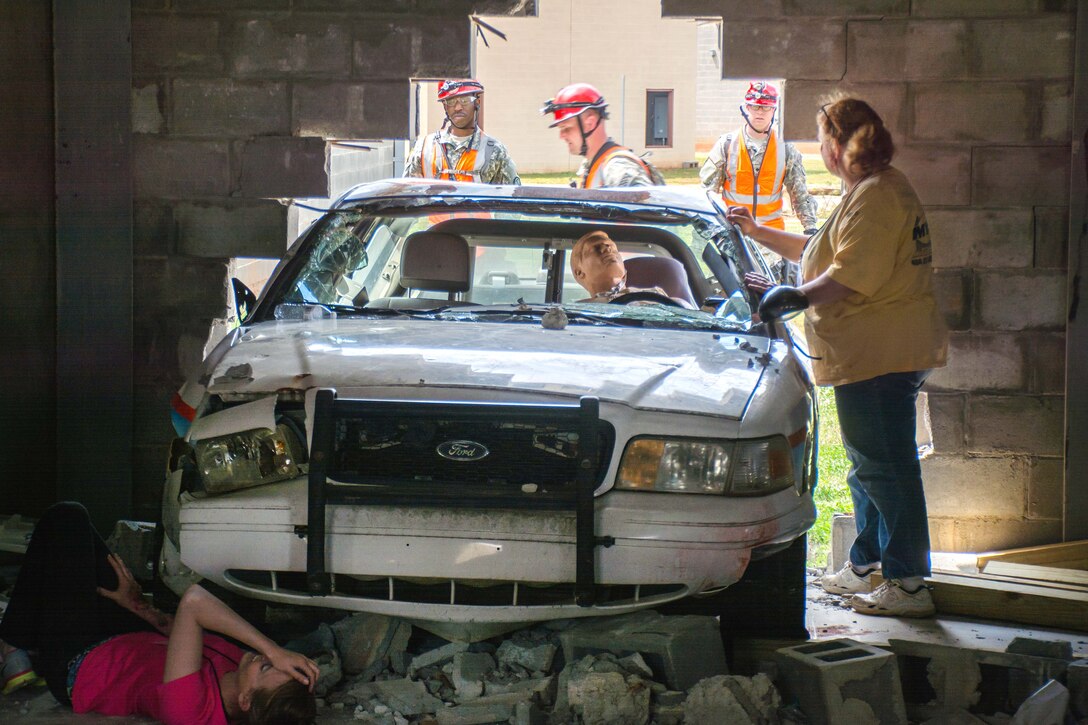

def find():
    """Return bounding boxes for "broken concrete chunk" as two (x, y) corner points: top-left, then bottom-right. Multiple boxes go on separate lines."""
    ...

(483, 674), (556, 705)
(1005, 637), (1073, 661)
(341, 678), (444, 717)
(332, 613), (407, 676)
(683, 674), (781, 725)
(435, 692), (528, 725)
(409, 642), (471, 676)
(496, 638), (557, 673)
(105, 519), (157, 583)
(451, 651), (495, 700)
(567, 670), (651, 725)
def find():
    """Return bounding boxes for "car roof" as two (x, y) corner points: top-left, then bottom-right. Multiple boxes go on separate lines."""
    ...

(336, 178), (721, 216)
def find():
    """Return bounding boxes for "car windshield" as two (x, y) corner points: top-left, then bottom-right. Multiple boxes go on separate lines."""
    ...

(258, 196), (767, 334)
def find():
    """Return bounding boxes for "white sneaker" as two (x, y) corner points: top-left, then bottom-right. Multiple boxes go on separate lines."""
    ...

(818, 563), (877, 595)
(849, 580), (935, 618)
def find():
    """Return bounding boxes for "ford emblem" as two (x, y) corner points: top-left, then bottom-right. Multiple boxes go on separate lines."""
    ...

(436, 440), (490, 462)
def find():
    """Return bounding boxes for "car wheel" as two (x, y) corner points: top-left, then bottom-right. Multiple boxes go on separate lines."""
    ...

(656, 535), (809, 648)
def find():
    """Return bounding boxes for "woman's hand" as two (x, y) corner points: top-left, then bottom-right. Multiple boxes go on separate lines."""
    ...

(97, 553), (145, 609)
(725, 206), (760, 238)
(267, 645), (321, 692)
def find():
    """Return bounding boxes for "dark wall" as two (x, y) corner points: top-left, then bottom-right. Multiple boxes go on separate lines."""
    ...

(0, 2), (56, 516)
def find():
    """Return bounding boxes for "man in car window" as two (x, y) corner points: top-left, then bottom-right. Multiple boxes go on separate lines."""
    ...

(404, 79), (520, 185)
(541, 83), (665, 189)
(570, 231), (693, 308)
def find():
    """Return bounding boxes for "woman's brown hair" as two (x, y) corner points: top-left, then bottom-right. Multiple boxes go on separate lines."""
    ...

(817, 95), (895, 177)
(245, 678), (316, 725)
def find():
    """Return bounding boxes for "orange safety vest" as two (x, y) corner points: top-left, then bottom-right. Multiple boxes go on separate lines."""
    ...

(419, 130), (495, 182)
(721, 129), (786, 230)
(583, 142), (656, 189)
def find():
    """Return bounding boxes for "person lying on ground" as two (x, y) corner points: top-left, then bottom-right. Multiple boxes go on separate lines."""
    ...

(0, 501), (319, 724)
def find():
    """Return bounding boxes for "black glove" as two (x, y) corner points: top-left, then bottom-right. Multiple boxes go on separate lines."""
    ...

(758, 285), (810, 321)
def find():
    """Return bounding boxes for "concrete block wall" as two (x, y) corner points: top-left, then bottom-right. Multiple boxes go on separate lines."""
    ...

(664, 0), (1075, 552)
(128, 0), (534, 517)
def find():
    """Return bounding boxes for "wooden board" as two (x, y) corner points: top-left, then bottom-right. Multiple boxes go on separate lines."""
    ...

(975, 540), (1088, 570)
(928, 572), (1088, 633)
(981, 560), (1088, 587)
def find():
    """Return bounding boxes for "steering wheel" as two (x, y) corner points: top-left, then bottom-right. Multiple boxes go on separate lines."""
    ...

(608, 290), (684, 308)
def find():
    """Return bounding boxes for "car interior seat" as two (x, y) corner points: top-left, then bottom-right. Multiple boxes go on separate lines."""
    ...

(367, 231), (474, 309)
(623, 256), (699, 308)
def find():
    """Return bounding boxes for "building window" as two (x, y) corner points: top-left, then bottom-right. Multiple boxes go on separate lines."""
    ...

(646, 90), (672, 148)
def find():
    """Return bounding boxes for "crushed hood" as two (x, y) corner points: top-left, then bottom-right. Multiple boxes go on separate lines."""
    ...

(204, 318), (774, 419)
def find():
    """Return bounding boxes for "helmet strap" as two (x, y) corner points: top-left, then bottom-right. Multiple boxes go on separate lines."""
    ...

(577, 112), (601, 156)
(740, 104), (776, 136)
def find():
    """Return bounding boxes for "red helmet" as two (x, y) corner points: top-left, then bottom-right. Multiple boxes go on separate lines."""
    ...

(541, 83), (608, 127)
(438, 79), (483, 102)
(744, 81), (779, 108)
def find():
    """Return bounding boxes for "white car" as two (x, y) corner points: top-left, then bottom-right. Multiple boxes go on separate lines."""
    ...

(159, 180), (817, 640)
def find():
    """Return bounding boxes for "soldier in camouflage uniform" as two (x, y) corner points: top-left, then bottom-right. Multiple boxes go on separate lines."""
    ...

(701, 82), (818, 284)
(541, 83), (665, 188)
(404, 79), (520, 185)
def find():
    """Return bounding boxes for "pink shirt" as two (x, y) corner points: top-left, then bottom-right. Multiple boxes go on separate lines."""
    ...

(71, 631), (243, 725)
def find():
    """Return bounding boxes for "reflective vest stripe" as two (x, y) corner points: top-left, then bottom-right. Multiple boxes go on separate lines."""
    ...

(583, 146), (651, 188)
(722, 129), (786, 229)
(419, 132), (493, 182)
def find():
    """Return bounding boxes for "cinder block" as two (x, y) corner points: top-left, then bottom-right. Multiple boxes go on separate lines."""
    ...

(662, 0), (783, 19)
(827, 513), (856, 574)
(175, 202), (289, 259)
(1041, 81), (1072, 142)
(972, 147), (1071, 207)
(921, 454), (1027, 519)
(133, 137), (230, 199)
(134, 201), (174, 257)
(928, 517), (1061, 554)
(926, 332), (1025, 392)
(887, 639), (1068, 721)
(172, 79), (289, 137)
(782, 0), (908, 17)
(926, 392), (965, 455)
(783, 81), (907, 140)
(913, 83), (1031, 143)
(1033, 206), (1068, 268)
(230, 18), (350, 76)
(967, 394), (1063, 456)
(238, 137), (329, 199)
(134, 258), (229, 317)
(352, 20), (414, 79)
(410, 16), (471, 78)
(131, 14), (223, 74)
(360, 81), (411, 139)
(1026, 332), (1066, 395)
(894, 145), (971, 206)
(292, 82), (367, 138)
(774, 639), (906, 725)
(1068, 659), (1088, 719)
(847, 20), (968, 82)
(911, 0), (1039, 16)
(556, 610), (726, 691)
(926, 208), (1033, 270)
(722, 20), (846, 81)
(1027, 457), (1061, 520)
(132, 84), (164, 134)
(105, 519), (158, 583)
(931, 269), (971, 331)
(970, 17), (1075, 80)
(977, 270), (1066, 331)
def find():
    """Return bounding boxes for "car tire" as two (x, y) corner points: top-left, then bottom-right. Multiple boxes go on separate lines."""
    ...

(656, 535), (809, 646)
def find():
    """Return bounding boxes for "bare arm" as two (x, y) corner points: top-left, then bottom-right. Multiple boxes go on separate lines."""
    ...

(164, 584), (318, 688)
(800, 271), (856, 306)
(96, 553), (174, 636)
(725, 206), (808, 262)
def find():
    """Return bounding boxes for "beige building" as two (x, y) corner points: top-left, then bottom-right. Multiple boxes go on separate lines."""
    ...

(470, 0), (702, 174)
(410, 1), (789, 176)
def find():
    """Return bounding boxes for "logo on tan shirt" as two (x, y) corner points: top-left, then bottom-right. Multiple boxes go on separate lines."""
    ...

(911, 216), (932, 266)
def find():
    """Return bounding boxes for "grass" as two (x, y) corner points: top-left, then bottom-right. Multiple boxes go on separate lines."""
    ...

(524, 160), (854, 569)
(809, 386), (853, 570)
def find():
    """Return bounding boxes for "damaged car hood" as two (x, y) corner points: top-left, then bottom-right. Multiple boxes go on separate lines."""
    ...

(206, 318), (771, 419)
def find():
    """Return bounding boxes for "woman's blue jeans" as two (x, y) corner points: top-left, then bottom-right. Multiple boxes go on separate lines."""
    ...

(834, 370), (932, 580)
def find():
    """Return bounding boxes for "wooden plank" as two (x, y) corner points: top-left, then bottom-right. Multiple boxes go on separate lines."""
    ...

(975, 540), (1088, 569)
(930, 567), (1088, 595)
(982, 560), (1088, 587)
(928, 573), (1088, 633)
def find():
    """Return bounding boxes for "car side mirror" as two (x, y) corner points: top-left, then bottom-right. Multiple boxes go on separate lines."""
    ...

(231, 278), (257, 324)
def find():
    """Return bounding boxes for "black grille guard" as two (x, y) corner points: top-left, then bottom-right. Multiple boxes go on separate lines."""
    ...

(305, 390), (612, 606)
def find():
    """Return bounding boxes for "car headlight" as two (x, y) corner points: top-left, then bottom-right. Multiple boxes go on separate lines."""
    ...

(194, 424), (304, 494)
(616, 436), (794, 496)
